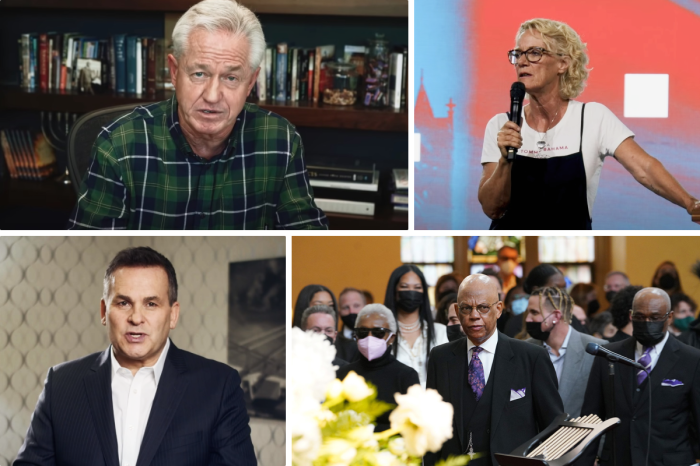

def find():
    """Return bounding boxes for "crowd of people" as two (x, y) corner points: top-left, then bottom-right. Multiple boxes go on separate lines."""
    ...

(294, 246), (700, 465)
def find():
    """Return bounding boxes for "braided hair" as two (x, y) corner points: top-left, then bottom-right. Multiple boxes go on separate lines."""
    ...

(533, 286), (575, 323)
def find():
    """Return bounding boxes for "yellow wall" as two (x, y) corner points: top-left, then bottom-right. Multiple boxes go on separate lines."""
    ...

(292, 237), (402, 312)
(625, 236), (700, 307)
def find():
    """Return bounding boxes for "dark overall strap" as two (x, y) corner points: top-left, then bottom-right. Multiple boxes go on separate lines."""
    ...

(579, 103), (586, 153)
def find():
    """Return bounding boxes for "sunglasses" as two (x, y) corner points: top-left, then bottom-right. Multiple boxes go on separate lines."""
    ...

(354, 327), (392, 339)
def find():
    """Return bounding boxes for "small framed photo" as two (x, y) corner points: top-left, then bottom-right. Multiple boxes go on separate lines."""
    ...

(74, 58), (103, 94)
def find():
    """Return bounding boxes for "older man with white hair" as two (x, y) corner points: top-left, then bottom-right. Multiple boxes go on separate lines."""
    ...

(69, 0), (327, 230)
(579, 287), (700, 466)
(336, 304), (420, 432)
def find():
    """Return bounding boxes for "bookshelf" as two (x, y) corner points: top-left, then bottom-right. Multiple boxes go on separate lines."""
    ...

(0, 86), (407, 132)
(0, 0), (408, 230)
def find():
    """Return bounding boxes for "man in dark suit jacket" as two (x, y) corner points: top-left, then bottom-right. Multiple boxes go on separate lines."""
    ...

(14, 246), (256, 466)
(425, 274), (564, 466)
(578, 287), (700, 466)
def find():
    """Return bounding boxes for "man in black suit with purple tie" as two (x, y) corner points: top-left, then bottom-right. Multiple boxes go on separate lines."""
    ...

(578, 287), (700, 466)
(425, 274), (564, 466)
(14, 247), (256, 466)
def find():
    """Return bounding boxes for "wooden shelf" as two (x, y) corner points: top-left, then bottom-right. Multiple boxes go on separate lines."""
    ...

(0, 86), (407, 132)
(0, 0), (407, 17)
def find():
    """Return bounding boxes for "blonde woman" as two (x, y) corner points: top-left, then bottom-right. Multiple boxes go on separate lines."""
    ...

(478, 18), (700, 230)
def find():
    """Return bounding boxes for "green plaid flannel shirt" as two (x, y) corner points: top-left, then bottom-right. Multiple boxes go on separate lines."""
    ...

(68, 95), (328, 229)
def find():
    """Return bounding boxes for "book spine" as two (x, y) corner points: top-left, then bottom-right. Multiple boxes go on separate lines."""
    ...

(389, 52), (403, 109)
(401, 47), (408, 108)
(135, 38), (142, 95)
(155, 38), (165, 91)
(307, 50), (314, 101)
(286, 46), (292, 101)
(39, 34), (49, 91)
(48, 37), (53, 91)
(275, 43), (287, 101)
(126, 36), (136, 94)
(256, 51), (266, 101)
(54, 34), (63, 89)
(30, 36), (37, 89)
(65, 37), (74, 90)
(101, 40), (109, 91)
(17, 38), (23, 87)
(21, 35), (30, 88)
(146, 38), (156, 95)
(291, 48), (298, 102)
(313, 47), (321, 103)
(141, 38), (147, 94)
(265, 47), (273, 99)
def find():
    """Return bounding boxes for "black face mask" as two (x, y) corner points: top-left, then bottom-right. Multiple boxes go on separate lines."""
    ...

(325, 335), (335, 346)
(633, 320), (666, 347)
(605, 290), (617, 304)
(526, 314), (553, 342)
(341, 313), (358, 330)
(396, 290), (423, 313)
(587, 299), (600, 316)
(446, 324), (466, 342)
(658, 273), (677, 290)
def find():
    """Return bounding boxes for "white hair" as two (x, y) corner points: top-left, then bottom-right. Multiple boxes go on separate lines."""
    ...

(356, 304), (397, 333)
(172, 0), (266, 71)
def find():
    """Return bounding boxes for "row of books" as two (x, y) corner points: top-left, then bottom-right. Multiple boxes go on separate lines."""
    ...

(0, 129), (57, 181)
(390, 168), (408, 211)
(17, 32), (170, 95)
(251, 43), (408, 109)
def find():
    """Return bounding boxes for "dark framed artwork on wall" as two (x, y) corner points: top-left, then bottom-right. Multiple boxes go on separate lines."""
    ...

(228, 257), (286, 420)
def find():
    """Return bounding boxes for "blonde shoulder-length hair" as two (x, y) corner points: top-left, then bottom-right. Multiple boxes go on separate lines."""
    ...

(516, 18), (590, 100)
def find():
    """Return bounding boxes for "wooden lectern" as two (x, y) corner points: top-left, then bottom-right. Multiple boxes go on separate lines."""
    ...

(494, 413), (619, 466)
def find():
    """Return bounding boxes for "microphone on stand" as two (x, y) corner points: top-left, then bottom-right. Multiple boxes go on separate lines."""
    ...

(506, 82), (526, 162)
(585, 343), (646, 370)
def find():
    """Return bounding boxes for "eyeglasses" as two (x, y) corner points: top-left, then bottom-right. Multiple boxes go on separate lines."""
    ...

(458, 301), (499, 316)
(629, 309), (672, 323)
(507, 47), (560, 65)
(354, 327), (392, 339)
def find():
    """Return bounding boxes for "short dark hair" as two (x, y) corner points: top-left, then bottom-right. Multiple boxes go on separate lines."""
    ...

(103, 247), (178, 305)
(670, 292), (697, 313)
(481, 268), (503, 287)
(300, 305), (337, 330)
(523, 264), (561, 294)
(609, 285), (643, 330)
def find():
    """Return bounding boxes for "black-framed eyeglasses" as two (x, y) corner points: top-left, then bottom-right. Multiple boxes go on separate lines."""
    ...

(629, 309), (672, 323)
(507, 47), (559, 65)
(458, 301), (499, 316)
(354, 327), (392, 339)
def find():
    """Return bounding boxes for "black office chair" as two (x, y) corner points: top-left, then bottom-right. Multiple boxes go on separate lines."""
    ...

(67, 103), (156, 194)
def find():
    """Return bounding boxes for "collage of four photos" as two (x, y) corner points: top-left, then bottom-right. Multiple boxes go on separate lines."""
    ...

(1, 0), (700, 465)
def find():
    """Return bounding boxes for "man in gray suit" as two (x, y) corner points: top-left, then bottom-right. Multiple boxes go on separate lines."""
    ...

(524, 286), (606, 417)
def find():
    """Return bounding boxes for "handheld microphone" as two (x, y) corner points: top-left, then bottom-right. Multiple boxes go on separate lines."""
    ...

(585, 342), (646, 371)
(506, 82), (526, 162)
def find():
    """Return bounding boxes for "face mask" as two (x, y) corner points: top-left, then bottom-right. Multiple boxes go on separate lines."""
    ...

(605, 290), (616, 304)
(499, 260), (517, 276)
(325, 335), (335, 345)
(673, 316), (694, 332)
(587, 299), (600, 316)
(511, 297), (528, 316)
(446, 324), (466, 342)
(396, 290), (423, 313)
(658, 273), (677, 290)
(632, 320), (666, 347)
(357, 334), (391, 361)
(526, 313), (554, 342)
(341, 313), (358, 330)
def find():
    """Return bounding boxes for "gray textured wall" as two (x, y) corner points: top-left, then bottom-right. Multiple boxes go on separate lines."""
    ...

(0, 236), (286, 466)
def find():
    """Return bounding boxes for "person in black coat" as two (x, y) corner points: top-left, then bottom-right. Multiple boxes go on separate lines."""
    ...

(335, 303), (420, 432)
(578, 287), (700, 466)
(425, 274), (564, 466)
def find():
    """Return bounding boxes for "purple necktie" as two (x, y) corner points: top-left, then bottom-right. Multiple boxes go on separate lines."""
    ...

(468, 346), (486, 401)
(637, 346), (652, 385)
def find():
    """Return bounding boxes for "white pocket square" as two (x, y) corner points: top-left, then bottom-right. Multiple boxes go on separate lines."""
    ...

(510, 388), (526, 401)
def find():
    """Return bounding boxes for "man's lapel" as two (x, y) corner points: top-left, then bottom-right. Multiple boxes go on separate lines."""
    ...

(450, 337), (468, 451)
(490, 332), (516, 439)
(558, 329), (584, 403)
(649, 335), (681, 397)
(136, 342), (190, 466)
(83, 347), (120, 466)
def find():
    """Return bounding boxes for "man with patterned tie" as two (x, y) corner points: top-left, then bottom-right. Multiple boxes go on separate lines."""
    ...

(578, 287), (700, 466)
(425, 274), (564, 466)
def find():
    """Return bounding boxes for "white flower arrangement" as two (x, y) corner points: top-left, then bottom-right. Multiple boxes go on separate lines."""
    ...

(291, 328), (483, 466)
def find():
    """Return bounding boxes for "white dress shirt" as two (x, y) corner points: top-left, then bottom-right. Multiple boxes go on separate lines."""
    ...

(396, 322), (449, 388)
(634, 330), (670, 373)
(543, 326), (572, 383)
(467, 330), (499, 384)
(111, 338), (170, 466)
